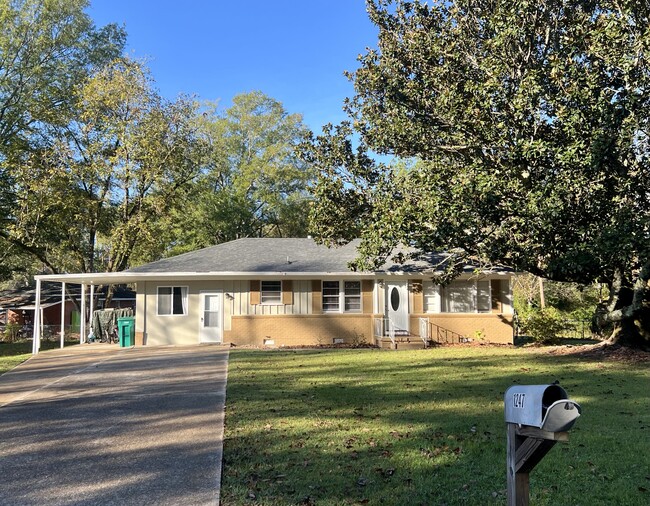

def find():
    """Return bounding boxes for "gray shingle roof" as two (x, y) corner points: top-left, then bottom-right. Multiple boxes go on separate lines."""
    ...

(126, 238), (364, 274)
(125, 238), (513, 275)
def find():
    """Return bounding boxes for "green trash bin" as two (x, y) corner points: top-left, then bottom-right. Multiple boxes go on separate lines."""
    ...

(117, 317), (135, 347)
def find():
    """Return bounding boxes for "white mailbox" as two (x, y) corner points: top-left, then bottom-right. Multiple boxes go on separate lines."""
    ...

(504, 384), (581, 432)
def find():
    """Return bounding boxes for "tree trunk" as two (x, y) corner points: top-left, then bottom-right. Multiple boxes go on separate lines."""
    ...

(597, 271), (650, 349)
(538, 277), (546, 309)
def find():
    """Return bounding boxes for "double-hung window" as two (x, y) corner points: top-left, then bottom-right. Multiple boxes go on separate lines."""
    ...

(158, 286), (188, 315)
(322, 281), (340, 311)
(344, 281), (361, 312)
(260, 281), (282, 304)
(322, 281), (362, 313)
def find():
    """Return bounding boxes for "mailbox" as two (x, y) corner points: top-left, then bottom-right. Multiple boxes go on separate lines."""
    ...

(504, 384), (581, 432)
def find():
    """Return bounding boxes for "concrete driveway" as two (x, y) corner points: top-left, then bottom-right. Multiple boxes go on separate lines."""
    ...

(0, 344), (229, 506)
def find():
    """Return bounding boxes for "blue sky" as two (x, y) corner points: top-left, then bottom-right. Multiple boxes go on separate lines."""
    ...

(86, 1), (379, 133)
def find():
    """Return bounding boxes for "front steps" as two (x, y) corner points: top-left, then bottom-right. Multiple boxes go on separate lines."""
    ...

(377, 337), (428, 350)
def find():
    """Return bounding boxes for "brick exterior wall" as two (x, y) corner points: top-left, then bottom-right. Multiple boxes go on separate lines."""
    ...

(226, 313), (375, 347)
(410, 313), (514, 344)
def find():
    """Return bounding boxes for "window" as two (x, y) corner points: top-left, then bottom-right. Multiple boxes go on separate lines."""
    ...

(441, 280), (492, 313)
(444, 281), (475, 313)
(423, 280), (441, 313)
(477, 280), (491, 312)
(158, 286), (188, 315)
(322, 281), (340, 312)
(344, 281), (361, 312)
(261, 281), (282, 304)
(322, 281), (362, 313)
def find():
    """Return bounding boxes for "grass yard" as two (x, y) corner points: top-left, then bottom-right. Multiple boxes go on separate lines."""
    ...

(0, 339), (78, 375)
(221, 346), (650, 506)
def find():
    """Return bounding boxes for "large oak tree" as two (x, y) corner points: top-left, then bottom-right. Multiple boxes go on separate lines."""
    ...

(302, 0), (650, 347)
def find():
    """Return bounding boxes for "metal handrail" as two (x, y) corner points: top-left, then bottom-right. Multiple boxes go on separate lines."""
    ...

(372, 316), (396, 347)
(418, 318), (429, 348)
(428, 321), (469, 344)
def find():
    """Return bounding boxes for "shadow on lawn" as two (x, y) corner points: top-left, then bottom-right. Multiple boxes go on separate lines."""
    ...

(221, 348), (650, 506)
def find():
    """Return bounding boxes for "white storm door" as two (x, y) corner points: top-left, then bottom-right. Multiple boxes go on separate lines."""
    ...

(199, 292), (222, 343)
(386, 281), (409, 332)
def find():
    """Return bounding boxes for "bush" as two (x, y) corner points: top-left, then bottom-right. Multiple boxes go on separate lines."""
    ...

(2, 322), (23, 343)
(518, 307), (567, 344)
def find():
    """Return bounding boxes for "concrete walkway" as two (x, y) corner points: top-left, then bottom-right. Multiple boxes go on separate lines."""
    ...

(0, 344), (229, 506)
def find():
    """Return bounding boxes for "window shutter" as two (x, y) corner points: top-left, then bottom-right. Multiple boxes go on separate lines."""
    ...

(250, 280), (261, 305)
(362, 280), (374, 314)
(311, 280), (322, 314)
(282, 280), (293, 305)
(411, 280), (424, 314)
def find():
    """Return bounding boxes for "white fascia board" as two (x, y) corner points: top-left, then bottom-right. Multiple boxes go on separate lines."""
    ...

(34, 271), (378, 284)
(36, 269), (513, 285)
(378, 270), (513, 278)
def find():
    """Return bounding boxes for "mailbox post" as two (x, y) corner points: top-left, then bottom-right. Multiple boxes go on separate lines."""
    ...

(504, 384), (581, 506)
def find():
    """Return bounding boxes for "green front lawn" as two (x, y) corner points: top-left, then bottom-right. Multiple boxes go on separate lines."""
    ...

(221, 346), (650, 505)
(0, 339), (78, 375)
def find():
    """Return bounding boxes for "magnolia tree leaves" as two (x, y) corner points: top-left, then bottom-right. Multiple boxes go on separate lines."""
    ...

(302, 0), (650, 346)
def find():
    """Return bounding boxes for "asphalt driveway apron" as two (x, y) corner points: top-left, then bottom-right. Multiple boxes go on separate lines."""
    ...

(0, 344), (229, 506)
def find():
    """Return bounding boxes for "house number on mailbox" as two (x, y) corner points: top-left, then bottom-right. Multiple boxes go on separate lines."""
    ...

(513, 393), (526, 408)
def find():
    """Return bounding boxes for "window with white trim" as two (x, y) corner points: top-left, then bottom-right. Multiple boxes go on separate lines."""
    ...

(322, 281), (340, 312)
(261, 281), (282, 304)
(157, 286), (188, 315)
(423, 280), (441, 313)
(439, 279), (492, 313)
(477, 280), (491, 312)
(344, 281), (361, 312)
(322, 281), (362, 313)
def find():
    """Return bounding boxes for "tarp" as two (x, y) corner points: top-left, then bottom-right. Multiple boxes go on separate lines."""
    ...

(90, 308), (134, 343)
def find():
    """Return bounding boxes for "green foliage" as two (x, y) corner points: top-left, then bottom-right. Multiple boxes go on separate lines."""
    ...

(2, 322), (22, 343)
(4, 57), (205, 274)
(513, 274), (604, 326)
(0, 0), (126, 278)
(158, 92), (314, 257)
(518, 307), (567, 344)
(303, 0), (650, 346)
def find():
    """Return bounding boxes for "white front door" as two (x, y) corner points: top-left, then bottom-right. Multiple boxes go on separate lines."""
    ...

(199, 292), (222, 343)
(386, 281), (409, 333)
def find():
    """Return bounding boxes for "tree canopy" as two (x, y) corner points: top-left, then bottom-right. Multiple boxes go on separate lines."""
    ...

(302, 0), (650, 347)
(0, 2), (312, 282)
(0, 0), (126, 275)
(158, 91), (313, 257)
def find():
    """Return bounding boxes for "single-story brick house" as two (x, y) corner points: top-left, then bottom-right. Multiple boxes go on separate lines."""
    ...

(32, 238), (514, 352)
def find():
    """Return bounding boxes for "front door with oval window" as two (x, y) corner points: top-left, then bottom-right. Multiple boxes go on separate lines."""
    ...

(385, 281), (409, 333)
(199, 292), (222, 343)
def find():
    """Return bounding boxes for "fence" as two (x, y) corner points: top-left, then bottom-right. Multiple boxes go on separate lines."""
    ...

(0, 324), (81, 343)
(555, 319), (592, 340)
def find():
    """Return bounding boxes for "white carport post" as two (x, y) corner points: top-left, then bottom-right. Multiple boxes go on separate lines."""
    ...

(32, 278), (41, 355)
(80, 283), (86, 344)
(60, 282), (66, 349)
(89, 284), (94, 340)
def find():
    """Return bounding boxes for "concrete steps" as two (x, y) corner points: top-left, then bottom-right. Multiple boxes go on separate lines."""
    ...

(377, 337), (428, 350)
